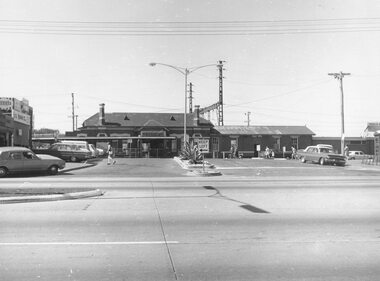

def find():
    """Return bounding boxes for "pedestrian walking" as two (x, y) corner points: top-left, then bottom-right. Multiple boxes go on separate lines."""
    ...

(230, 146), (235, 159)
(265, 146), (270, 159)
(344, 145), (349, 157)
(291, 146), (297, 159)
(107, 143), (116, 165)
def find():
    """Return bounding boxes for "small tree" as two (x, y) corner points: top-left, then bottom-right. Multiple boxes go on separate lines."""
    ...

(179, 141), (203, 164)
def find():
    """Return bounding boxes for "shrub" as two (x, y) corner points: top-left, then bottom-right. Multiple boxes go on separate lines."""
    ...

(179, 141), (203, 164)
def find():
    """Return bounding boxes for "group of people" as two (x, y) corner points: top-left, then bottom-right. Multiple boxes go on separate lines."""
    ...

(264, 147), (275, 159)
(264, 146), (298, 159)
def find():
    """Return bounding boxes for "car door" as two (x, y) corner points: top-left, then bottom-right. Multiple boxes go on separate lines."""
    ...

(6, 151), (24, 172)
(22, 150), (45, 171)
(307, 147), (317, 161)
(313, 148), (321, 162)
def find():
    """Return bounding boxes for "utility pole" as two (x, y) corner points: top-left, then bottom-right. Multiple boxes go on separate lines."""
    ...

(328, 71), (350, 155)
(71, 93), (75, 132)
(217, 60), (225, 126)
(75, 115), (78, 130)
(245, 111), (251, 127)
(188, 82), (193, 113)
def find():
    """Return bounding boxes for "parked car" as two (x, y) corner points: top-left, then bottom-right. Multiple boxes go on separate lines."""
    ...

(33, 142), (92, 162)
(60, 140), (91, 151)
(348, 151), (373, 160)
(297, 144), (346, 166)
(0, 147), (65, 177)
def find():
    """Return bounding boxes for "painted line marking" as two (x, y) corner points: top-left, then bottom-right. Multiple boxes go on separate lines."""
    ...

(0, 241), (179, 246)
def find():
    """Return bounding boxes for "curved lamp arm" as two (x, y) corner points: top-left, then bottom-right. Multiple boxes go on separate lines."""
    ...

(150, 62), (220, 76)
(149, 62), (187, 75)
(188, 63), (219, 74)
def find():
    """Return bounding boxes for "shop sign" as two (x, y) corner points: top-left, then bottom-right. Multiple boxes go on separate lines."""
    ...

(13, 98), (22, 112)
(12, 110), (31, 125)
(194, 138), (209, 153)
(0, 98), (13, 113)
(141, 131), (166, 137)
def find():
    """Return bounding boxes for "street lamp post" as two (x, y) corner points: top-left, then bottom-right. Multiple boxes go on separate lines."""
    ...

(150, 62), (219, 148)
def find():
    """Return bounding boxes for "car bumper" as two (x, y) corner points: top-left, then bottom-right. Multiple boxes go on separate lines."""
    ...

(326, 158), (346, 165)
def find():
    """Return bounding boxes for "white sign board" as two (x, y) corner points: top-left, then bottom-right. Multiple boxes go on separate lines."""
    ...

(12, 110), (31, 125)
(194, 138), (209, 153)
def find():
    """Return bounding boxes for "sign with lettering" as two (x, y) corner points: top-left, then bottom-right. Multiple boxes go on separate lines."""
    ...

(194, 138), (209, 153)
(12, 110), (31, 125)
(140, 131), (166, 137)
(0, 98), (13, 113)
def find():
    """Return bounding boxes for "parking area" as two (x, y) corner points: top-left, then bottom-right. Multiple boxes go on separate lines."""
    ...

(59, 157), (380, 178)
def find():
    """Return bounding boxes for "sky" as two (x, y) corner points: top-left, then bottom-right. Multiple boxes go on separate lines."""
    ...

(0, 0), (380, 137)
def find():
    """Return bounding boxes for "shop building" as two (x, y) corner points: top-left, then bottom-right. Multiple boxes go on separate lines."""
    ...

(0, 111), (14, 146)
(0, 97), (33, 147)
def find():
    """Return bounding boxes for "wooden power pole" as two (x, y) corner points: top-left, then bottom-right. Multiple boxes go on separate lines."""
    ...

(328, 71), (350, 155)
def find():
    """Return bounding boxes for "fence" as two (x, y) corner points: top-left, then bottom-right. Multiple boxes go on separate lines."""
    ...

(361, 155), (380, 165)
(114, 148), (168, 158)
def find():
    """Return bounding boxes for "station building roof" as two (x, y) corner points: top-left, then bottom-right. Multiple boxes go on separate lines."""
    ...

(83, 112), (213, 128)
(214, 125), (315, 136)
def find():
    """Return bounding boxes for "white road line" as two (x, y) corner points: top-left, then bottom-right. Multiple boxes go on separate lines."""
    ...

(0, 241), (179, 246)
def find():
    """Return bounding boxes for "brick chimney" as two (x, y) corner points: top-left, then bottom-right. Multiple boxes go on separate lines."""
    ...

(99, 103), (105, 126)
(194, 105), (200, 126)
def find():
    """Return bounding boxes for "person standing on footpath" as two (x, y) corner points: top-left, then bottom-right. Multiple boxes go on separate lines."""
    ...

(107, 143), (116, 165)
(291, 146), (297, 159)
(265, 146), (270, 159)
(344, 145), (349, 158)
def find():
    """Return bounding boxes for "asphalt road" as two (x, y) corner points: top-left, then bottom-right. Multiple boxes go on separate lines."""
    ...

(1, 158), (380, 281)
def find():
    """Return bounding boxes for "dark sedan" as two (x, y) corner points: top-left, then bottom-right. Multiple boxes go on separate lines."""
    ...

(33, 142), (92, 162)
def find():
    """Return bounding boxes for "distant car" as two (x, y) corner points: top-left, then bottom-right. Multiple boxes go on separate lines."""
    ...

(348, 151), (372, 160)
(297, 145), (346, 166)
(33, 142), (92, 162)
(0, 147), (65, 177)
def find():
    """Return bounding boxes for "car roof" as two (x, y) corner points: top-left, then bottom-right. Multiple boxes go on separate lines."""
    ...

(316, 144), (333, 148)
(0, 146), (31, 152)
(61, 140), (88, 144)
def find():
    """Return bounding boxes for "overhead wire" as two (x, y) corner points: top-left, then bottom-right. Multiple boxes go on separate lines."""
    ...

(1, 18), (380, 35)
(224, 79), (332, 108)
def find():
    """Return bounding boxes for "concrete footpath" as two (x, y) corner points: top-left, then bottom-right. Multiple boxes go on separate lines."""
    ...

(0, 188), (104, 204)
(0, 159), (103, 204)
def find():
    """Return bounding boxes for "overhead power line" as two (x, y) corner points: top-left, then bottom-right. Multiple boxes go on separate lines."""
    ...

(1, 18), (380, 35)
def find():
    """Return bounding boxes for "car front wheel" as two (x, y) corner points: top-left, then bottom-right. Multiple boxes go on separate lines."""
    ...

(300, 157), (306, 163)
(48, 165), (59, 175)
(0, 167), (8, 177)
(70, 156), (77, 162)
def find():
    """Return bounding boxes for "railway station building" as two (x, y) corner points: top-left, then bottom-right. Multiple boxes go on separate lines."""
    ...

(63, 104), (315, 158)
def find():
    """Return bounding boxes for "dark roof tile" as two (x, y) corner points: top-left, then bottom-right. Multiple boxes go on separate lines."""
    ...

(83, 112), (213, 128)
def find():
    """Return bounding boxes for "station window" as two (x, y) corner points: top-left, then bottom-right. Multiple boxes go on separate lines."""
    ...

(212, 137), (219, 151)
(291, 137), (299, 149)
